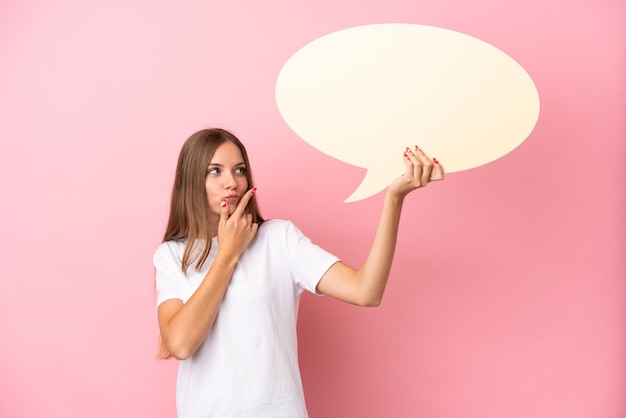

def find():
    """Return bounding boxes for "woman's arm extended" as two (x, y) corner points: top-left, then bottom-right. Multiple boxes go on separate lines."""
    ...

(157, 189), (258, 360)
(316, 146), (444, 307)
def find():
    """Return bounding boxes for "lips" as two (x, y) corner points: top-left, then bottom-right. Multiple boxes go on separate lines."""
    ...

(223, 194), (240, 203)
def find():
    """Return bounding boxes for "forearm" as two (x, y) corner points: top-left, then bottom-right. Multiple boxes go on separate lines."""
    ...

(159, 253), (239, 359)
(316, 189), (405, 306)
(355, 190), (405, 305)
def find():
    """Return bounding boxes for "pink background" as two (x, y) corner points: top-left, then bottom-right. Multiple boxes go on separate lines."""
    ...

(1, 1), (624, 417)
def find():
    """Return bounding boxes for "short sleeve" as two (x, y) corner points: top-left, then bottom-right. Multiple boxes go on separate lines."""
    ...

(153, 241), (185, 307)
(282, 221), (340, 294)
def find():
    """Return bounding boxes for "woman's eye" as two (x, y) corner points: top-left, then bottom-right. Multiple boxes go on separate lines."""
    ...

(208, 167), (220, 175)
(235, 167), (246, 175)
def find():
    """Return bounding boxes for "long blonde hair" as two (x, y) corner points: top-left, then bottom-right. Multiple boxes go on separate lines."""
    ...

(157, 128), (264, 359)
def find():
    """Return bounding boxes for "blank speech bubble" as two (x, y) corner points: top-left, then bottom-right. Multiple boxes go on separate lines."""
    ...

(275, 24), (540, 202)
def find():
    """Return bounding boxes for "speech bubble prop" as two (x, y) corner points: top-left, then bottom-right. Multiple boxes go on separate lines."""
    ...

(275, 24), (540, 202)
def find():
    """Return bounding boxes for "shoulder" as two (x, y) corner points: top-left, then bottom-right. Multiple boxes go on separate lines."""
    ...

(255, 219), (323, 255)
(257, 219), (302, 240)
(259, 218), (293, 231)
(154, 239), (186, 254)
(248, 219), (303, 252)
(153, 239), (186, 264)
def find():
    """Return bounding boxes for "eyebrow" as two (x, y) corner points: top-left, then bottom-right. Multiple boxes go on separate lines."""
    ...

(207, 162), (246, 167)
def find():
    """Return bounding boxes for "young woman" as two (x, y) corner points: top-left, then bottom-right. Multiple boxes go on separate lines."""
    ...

(154, 128), (444, 418)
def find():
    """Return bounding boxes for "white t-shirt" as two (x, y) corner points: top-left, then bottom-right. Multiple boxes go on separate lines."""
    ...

(154, 219), (340, 418)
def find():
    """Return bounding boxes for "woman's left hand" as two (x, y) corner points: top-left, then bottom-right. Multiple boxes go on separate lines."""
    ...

(388, 146), (444, 198)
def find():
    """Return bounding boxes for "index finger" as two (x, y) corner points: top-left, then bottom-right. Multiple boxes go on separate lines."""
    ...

(231, 187), (257, 217)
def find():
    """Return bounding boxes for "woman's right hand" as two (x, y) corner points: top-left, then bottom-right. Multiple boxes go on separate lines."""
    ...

(217, 187), (259, 258)
(158, 188), (259, 360)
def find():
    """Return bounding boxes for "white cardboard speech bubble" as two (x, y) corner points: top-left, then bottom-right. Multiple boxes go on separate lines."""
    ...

(276, 24), (540, 202)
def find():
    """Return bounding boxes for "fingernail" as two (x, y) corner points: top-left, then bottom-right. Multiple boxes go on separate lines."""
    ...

(415, 145), (420, 152)
(405, 147), (411, 153)
(251, 187), (257, 194)
(403, 152), (407, 157)
(433, 158), (439, 164)
(220, 199), (227, 208)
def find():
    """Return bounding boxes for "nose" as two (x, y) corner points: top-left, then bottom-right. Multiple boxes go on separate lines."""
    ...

(222, 170), (237, 190)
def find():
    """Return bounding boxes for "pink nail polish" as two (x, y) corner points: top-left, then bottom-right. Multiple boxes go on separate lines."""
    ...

(220, 199), (227, 208)
(415, 145), (420, 152)
(405, 147), (411, 153)
(251, 187), (257, 194)
(433, 158), (439, 164)
(403, 152), (407, 157)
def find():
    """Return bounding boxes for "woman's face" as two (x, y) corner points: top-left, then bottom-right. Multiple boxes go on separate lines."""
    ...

(205, 141), (249, 231)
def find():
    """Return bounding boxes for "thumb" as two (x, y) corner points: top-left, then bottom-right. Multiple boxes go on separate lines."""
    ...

(430, 157), (445, 181)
